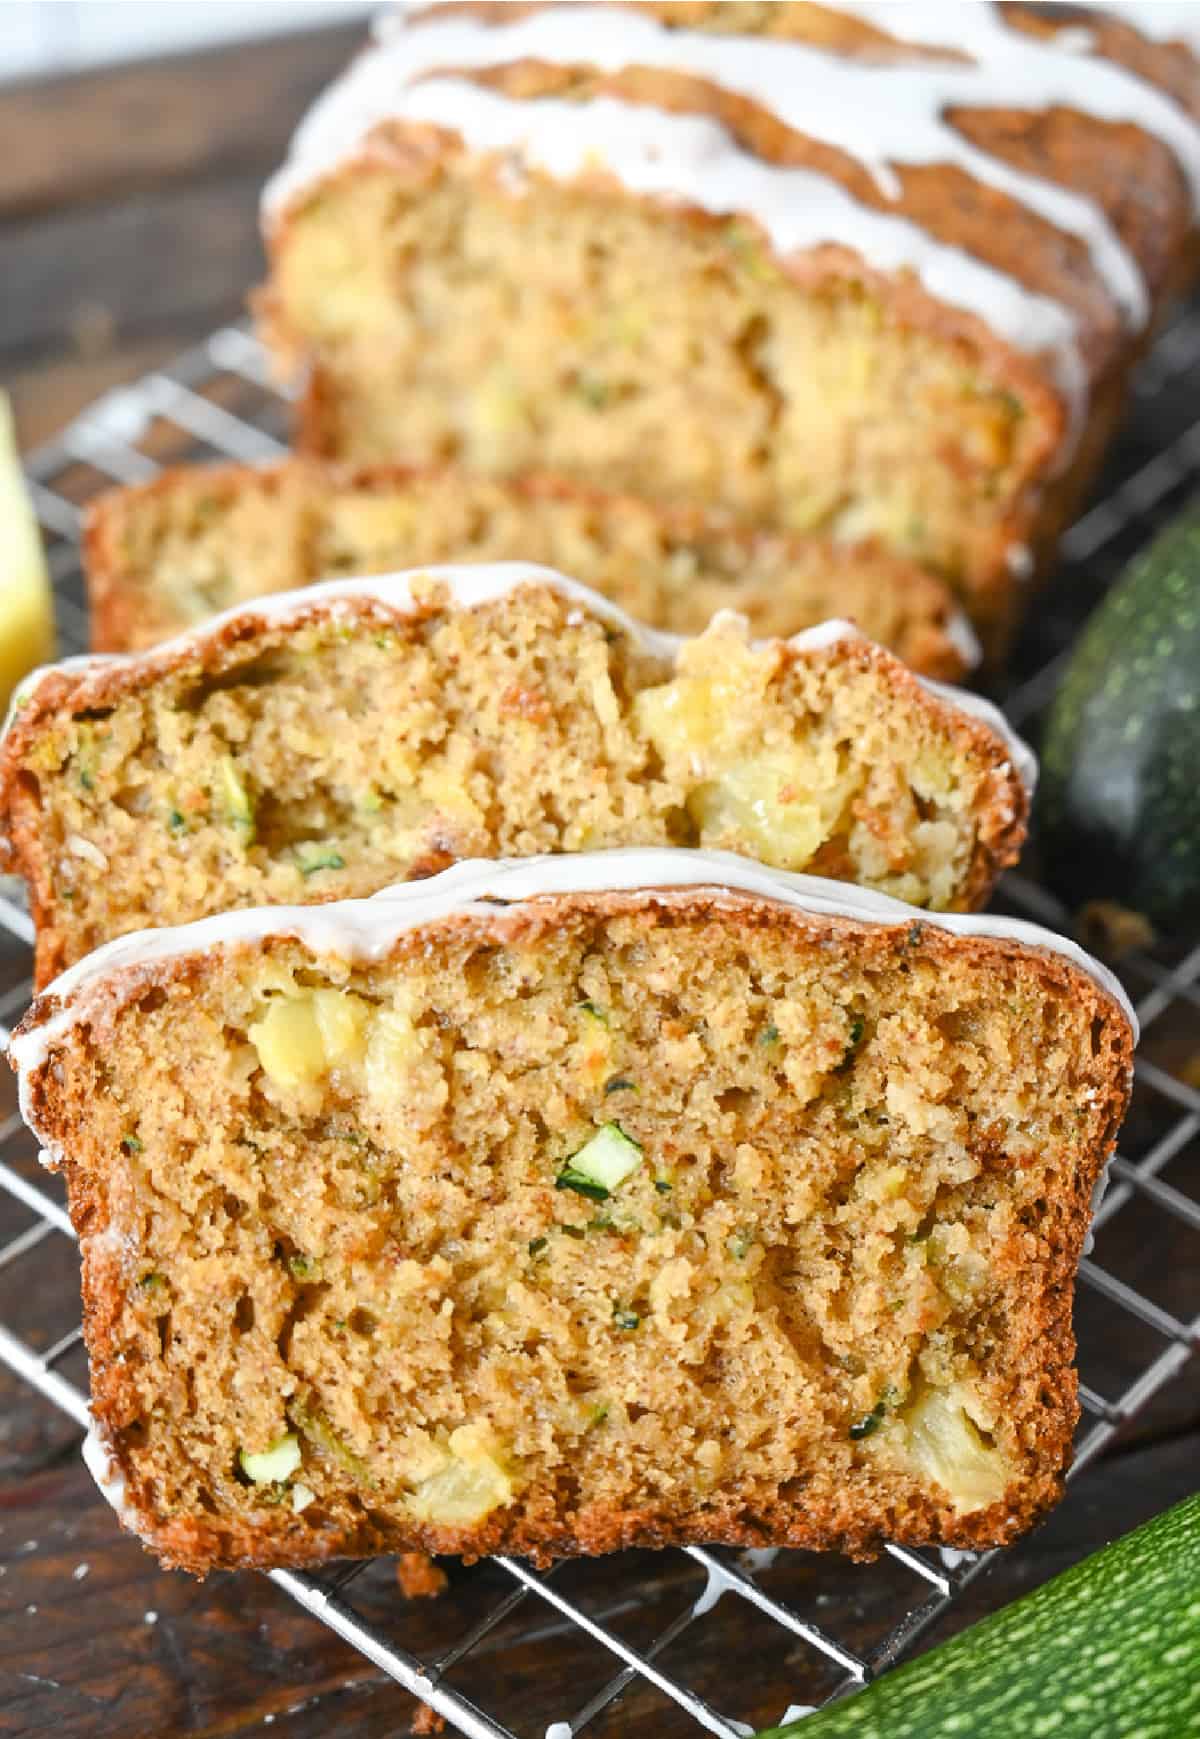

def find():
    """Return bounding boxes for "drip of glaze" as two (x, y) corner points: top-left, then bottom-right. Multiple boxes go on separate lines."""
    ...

(0, 562), (1034, 795)
(739, 1545), (781, 1572)
(1083, 1156), (1114, 1256)
(692, 1556), (736, 1615)
(943, 607), (984, 669)
(82, 1426), (149, 1540)
(939, 1545), (976, 1570)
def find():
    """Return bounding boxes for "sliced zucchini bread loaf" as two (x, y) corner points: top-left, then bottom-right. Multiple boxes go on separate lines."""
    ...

(10, 851), (1135, 1572)
(259, 2), (1200, 654)
(0, 566), (1032, 987)
(84, 459), (976, 678)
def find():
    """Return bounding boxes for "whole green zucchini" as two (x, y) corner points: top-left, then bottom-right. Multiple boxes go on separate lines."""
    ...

(756, 1493), (1200, 1739)
(1037, 506), (1200, 932)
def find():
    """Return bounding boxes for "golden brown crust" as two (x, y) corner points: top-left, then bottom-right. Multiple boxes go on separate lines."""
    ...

(14, 888), (1134, 1576)
(0, 583), (1028, 989)
(81, 456), (975, 678)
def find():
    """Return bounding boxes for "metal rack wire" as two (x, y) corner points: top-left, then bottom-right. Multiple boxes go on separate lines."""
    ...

(1, 319), (1198, 1737)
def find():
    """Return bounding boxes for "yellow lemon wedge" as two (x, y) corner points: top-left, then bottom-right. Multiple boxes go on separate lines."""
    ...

(0, 393), (55, 713)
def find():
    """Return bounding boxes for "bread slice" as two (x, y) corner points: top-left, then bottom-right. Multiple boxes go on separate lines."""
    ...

(258, 3), (1200, 656)
(83, 460), (978, 679)
(0, 566), (1032, 987)
(10, 851), (1135, 1573)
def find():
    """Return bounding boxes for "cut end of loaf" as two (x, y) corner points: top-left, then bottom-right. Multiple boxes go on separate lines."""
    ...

(82, 459), (977, 680)
(17, 881), (1133, 1573)
(266, 158), (1054, 650)
(0, 574), (1029, 988)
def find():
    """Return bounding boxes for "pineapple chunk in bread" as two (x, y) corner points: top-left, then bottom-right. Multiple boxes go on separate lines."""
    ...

(0, 566), (1031, 988)
(11, 851), (1135, 1572)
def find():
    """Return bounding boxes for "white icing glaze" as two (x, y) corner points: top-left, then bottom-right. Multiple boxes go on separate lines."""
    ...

(833, 2), (1200, 212)
(1082, 1154), (1114, 1256)
(204, 560), (679, 650)
(943, 607), (984, 672)
(692, 1555), (734, 1615)
(939, 1545), (975, 1570)
(1, 653), (118, 745)
(10, 847), (1137, 1109)
(1052, 27), (1097, 56)
(0, 563), (664, 735)
(1005, 543), (1036, 582)
(0, 561), (1035, 796)
(1055, 3), (1200, 47)
(738, 1545), (781, 1572)
(354, 5), (1153, 325)
(82, 1426), (150, 1541)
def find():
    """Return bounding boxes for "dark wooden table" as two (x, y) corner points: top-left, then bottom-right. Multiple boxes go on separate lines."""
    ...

(1, 23), (1198, 1739)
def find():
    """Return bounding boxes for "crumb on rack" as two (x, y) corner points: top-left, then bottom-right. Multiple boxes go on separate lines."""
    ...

(396, 1551), (449, 1599)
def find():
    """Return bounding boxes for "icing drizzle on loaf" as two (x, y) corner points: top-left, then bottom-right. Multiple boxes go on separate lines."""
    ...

(9, 849), (1137, 1113)
(377, 2), (1192, 322)
(1084, 3), (1200, 46)
(0, 561), (1032, 792)
(263, 2), (1200, 452)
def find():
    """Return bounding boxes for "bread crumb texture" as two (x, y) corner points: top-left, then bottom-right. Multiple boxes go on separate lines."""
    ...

(267, 139), (1049, 647)
(30, 892), (1131, 1572)
(86, 461), (971, 679)
(3, 581), (1024, 987)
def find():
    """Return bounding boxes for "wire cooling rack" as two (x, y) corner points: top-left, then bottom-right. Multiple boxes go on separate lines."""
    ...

(1, 318), (1199, 1737)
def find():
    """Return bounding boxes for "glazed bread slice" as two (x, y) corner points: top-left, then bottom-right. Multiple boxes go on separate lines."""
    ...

(0, 565), (1032, 988)
(9, 851), (1135, 1573)
(258, 2), (1200, 655)
(83, 459), (976, 679)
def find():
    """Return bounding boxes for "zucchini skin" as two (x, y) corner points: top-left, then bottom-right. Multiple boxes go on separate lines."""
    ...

(757, 1493), (1200, 1738)
(1036, 508), (1200, 932)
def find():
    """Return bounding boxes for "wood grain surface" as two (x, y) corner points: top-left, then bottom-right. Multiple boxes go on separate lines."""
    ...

(0, 22), (361, 449)
(0, 20), (1197, 1739)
